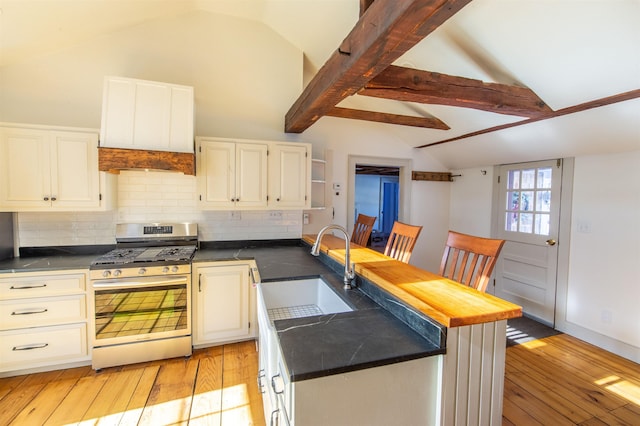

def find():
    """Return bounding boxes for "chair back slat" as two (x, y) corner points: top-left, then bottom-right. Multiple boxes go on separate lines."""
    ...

(351, 214), (377, 246)
(439, 231), (505, 292)
(383, 221), (422, 264)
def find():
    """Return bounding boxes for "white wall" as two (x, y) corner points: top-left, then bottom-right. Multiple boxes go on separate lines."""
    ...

(448, 167), (495, 237)
(0, 10), (303, 142)
(559, 151), (640, 360)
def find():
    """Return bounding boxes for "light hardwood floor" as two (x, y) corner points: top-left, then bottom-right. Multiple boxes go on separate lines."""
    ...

(1, 335), (638, 425)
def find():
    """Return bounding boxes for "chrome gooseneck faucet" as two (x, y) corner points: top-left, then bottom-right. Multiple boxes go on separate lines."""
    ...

(311, 225), (356, 289)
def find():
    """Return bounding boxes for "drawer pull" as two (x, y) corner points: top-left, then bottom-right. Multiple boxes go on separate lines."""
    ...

(13, 343), (49, 351)
(271, 374), (285, 395)
(11, 308), (48, 316)
(10, 284), (47, 290)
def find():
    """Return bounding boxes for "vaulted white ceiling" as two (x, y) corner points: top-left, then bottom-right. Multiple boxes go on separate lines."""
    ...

(1, 0), (638, 169)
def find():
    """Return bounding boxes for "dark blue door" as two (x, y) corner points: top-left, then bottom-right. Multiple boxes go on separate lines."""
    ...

(381, 181), (399, 235)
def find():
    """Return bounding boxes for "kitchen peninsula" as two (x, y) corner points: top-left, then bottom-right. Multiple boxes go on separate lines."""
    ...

(302, 233), (522, 425)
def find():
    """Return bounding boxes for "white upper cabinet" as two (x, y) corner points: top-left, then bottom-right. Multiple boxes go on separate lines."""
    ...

(197, 137), (311, 210)
(0, 125), (114, 212)
(196, 138), (268, 209)
(269, 143), (311, 209)
(100, 76), (194, 153)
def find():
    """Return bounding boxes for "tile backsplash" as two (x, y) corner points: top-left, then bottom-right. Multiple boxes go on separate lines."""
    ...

(17, 170), (303, 247)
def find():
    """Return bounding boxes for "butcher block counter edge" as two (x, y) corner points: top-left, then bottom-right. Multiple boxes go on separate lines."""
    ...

(302, 234), (522, 328)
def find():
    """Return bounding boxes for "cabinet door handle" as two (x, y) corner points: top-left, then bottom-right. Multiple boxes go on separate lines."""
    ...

(11, 308), (48, 316)
(51, 196), (57, 201)
(10, 284), (47, 290)
(257, 369), (266, 394)
(271, 374), (284, 394)
(198, 274), (202, 292)
(43, 196), (49, 201)
(13, 343), (49, 351)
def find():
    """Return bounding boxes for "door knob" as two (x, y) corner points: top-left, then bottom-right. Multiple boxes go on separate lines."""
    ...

(546, 239), (557, 246)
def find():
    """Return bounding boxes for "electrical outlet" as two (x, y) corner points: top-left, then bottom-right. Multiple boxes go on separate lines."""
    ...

(577, 221), (592, 233)
(269, 211), (283, 218)
(230, 211), (241, 221)
(303, 213), (310, 224)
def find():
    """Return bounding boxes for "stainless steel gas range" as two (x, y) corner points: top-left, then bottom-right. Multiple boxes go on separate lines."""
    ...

(89, 223), (197, 370)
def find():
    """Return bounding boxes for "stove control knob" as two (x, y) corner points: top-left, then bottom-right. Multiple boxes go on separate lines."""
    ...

(113, 270), (122, 277)
(162, 266), (170, 273)
(138, 268), (147, 275)
(102, 270), (111, 278)
(171, 266), (179, 273)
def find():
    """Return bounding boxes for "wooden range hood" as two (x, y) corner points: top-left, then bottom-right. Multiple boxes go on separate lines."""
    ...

(98, 147), (195, 175)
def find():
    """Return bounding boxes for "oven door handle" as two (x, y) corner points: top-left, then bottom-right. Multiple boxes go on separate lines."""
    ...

(92, 276), (188, 289)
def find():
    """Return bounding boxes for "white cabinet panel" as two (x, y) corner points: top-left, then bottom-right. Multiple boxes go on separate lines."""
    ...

(0, 323), (88, 372)
(0, 125), (113, 212)
(0, 128), (50, 209)
(197, 137), (310, 211)
(269, 143), (310, 209)
(197, 138), (268, 210)
(100, 76), (194, 153)
(192, 261), (257, 347)
(0, 294), (86, 330)
(0, 270), (90, 375)
(52, 131), (101, 209)
(236, 143), (268, 208)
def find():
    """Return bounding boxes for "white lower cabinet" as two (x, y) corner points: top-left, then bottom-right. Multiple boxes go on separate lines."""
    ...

(0, 270), (90, 375)
(192, 261), (258, 347)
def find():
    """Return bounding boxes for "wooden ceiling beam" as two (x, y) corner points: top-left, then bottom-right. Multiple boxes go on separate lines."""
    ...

(361, 65), (552, 118)
(285, 0), (473, 133)
(359, 0), (376, 16)
(326, 106), (450, 129)
(415, 89), (640, 148)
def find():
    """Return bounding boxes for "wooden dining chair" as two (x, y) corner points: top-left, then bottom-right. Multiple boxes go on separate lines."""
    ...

(383, 221), (423, 263)
(439, 230), (506, 292)
(351, 214), (377, 246)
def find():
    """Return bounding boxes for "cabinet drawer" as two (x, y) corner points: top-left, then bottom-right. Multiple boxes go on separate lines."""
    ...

(0, 274), (85, 300)
(0, 295), (86, 330)
(0, 323), (88, 372)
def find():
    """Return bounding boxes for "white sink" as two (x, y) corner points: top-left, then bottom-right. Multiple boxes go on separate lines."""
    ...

(259, 277), (353, 322)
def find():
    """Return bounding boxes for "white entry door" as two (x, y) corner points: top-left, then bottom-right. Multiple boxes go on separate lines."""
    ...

(494, 159), (563, 326)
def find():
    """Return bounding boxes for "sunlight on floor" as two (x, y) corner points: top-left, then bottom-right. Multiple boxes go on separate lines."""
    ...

(595, 375), (640, 406)
(506, 325), (548, 348)
(68, 384), (257, 425)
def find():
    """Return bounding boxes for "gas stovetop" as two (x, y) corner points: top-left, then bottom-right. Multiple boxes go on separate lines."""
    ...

(91, 245), (197, 267)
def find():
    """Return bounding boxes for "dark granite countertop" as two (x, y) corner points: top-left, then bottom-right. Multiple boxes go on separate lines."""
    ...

(1, 239), (446, 382)
(0, 245), (113, 273)
(196, 240), (446, 382)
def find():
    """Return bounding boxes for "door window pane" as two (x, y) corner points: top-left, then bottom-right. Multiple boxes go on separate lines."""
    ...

(507, 170), (520, 189)
(521, 169), (535, 189)
(535, 214), (550, 235)
(537, 167), (552, 188)
(521, 191), (534, 211)
(506, 212), (518, 232)
(503, 165), (554, 235)
(507, 191), (520, 210)
(537, 190), (551, 212)
(520, 213), (533, 233)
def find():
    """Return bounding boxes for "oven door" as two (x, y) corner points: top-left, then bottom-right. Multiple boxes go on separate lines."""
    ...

(91, 275), (190, 347)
